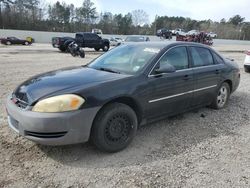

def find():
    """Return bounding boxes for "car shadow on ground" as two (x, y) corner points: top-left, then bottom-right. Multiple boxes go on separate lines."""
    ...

(37, 92), (249, 169)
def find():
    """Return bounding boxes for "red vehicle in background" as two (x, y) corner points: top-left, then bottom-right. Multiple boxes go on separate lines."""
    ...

(1, 37), (31, 45)
(176, 31), (213, 46)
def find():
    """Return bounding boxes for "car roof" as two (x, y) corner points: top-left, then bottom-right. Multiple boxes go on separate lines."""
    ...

(76, 32), (96, 35)
(125, 35), (147, 38)
(122, 41), (211, 50)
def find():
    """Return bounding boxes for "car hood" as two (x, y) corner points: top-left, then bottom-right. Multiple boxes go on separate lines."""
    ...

(13, 66), (131, 104)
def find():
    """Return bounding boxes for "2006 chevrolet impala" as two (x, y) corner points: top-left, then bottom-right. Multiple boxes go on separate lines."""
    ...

(6, 42), (240, 152)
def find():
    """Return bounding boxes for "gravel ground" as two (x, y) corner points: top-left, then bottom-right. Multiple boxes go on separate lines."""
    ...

(0, 43), (250, 188)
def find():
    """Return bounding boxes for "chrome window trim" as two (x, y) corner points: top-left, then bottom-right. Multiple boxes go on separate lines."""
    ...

(148, 85), (217, 103)
(148, 64), (220, 78)
(148, 45), (221, 78)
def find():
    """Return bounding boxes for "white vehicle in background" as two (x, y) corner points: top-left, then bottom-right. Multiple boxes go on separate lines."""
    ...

(244, 50), (250, 72)
(114, 37), (124, 43)
(172, 28), (186, 36)
(207, 32), (217, 38)
(92, 28), (103, 35)
(187, 30), (200, 35)
(109, 37), (121, 46)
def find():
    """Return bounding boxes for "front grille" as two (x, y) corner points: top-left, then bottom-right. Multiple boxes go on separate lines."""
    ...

(12, 93), (29, 109)
(15, 92), (28, 102)
(25, 131), (67, 138)
(16, 99), (29, 109)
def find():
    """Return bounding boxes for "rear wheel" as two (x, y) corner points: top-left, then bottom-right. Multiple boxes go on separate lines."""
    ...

(79, 49), (85, 58)
(210, 82), (230, 109)
(244, 67), (250, 73)
(59, 46), (66, 52)
(6, 41), (11, 45)
(91, 103), (138, 152)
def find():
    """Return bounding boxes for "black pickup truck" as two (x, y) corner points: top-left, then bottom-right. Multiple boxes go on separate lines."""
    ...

(52, 36), (74, 52)
(52, 33), (110, 52)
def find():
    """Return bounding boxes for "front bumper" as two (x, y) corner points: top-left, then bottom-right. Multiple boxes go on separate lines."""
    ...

(6, 95), (100, 145)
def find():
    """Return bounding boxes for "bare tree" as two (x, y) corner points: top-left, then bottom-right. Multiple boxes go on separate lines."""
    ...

(131, 9), (149, 26)
(0, 0), (13, 28)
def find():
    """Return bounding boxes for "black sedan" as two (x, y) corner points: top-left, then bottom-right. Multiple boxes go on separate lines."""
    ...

(6, 42), (240, 152)
(1, 37), (31, 45)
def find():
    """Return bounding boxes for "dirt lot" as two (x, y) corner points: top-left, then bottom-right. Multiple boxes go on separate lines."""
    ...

(0, 43), (250, 188)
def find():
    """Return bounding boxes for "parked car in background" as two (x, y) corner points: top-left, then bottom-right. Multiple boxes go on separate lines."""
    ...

(114, 37), (124, 43)
(187, 30), (200, 35)
(156, 28), (172, 39)
(172, 28), (186, 36)
(244, 50), (250, 72)
(109, 37), (121, 46)
(1, 37), (31, 45)
(125, 35), (150, 42)
(6, 42), (240, 152)
(207, 32), (217, 38)
(52, 36), (75, 52)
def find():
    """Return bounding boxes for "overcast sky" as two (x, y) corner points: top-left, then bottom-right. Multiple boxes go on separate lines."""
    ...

(48, 0), (250, 22)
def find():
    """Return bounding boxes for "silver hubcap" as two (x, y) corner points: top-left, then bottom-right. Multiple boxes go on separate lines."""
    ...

(217, 86), (228, 108)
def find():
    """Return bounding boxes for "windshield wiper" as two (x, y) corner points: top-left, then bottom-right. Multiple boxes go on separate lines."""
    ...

(98, 67), (121, 74)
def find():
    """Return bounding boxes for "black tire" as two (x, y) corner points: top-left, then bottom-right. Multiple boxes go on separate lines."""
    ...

(79, 49), (85, 58)
(102, 44), (109, 52)
(244, 67), (250, 73)
(94, 47), (100, 51)
(91, 103), (138, 152)
(59, 46), (66, 52)
(210, 82), (230, 109)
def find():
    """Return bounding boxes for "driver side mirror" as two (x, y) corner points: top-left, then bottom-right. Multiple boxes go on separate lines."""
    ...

(154, 63), (176, 74)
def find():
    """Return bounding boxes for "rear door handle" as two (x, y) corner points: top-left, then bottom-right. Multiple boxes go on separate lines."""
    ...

(215, 69), (221, 74)
(183, 74), (190, 80)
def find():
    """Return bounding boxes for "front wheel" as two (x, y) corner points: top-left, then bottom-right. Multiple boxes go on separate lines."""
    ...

(91, 103), (138, 152)
(102, 44), (109, 52)
(24, 41), (29, 45)
(210, 82), (230, 109)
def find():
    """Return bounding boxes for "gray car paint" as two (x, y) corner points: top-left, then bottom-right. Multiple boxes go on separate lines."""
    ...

(6, 95), (101, 145)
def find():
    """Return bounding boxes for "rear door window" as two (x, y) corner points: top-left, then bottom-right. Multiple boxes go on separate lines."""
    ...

(190, 47), (214, 67)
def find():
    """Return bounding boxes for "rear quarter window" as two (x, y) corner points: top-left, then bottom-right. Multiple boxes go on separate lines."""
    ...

(213, 52), (224, 64)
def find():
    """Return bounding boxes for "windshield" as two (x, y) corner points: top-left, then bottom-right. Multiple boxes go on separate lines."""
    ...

(88, 45), (161, 75)
(125, 36), (145, 42)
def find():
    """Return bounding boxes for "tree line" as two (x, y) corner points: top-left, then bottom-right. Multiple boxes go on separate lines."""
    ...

(0, 0), (250, 40)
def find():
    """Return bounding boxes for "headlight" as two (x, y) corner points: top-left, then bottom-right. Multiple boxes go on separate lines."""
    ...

(32, 94), (85, 113)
